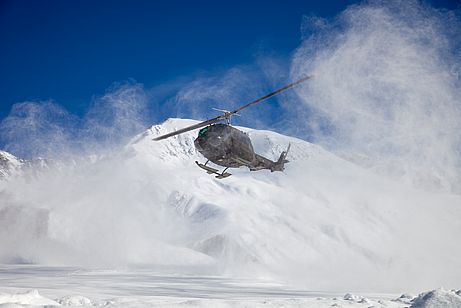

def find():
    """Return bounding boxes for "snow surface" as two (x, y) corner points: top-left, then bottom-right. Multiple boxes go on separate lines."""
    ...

(1, 118), (461, 306)
(0, 151), (22, 179)
(1, 266), (460, 307)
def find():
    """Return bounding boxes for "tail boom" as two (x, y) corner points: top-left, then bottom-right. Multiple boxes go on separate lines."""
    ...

(250, 143), (291, 172)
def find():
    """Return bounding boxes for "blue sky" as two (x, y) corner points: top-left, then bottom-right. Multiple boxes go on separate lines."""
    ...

(0, 0), (459, 121)
(0, 0), (453, 118)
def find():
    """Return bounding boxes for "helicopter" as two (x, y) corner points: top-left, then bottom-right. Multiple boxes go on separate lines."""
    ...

(153, 76), (312, 179)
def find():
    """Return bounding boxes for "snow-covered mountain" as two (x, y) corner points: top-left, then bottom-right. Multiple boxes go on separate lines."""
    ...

(0, 151), (22, 178)
(0, 118), (460, 295)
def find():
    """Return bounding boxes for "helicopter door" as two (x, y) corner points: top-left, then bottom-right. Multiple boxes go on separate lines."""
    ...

(231, 130), (254, 161)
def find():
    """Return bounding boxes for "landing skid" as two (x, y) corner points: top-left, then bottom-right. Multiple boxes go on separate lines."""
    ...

(195, 161), (232, 179)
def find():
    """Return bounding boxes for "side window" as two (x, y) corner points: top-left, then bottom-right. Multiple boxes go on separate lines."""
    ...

(198, 127), (209, 137)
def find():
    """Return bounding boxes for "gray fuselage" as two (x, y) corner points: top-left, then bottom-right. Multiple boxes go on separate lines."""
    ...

(194, 124), (255, 168)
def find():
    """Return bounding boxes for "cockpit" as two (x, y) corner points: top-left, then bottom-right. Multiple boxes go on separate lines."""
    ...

(198, 126), (209, 137)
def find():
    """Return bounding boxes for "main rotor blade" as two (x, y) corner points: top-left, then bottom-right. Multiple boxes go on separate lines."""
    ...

(152, 75), (312, 141)
(231, 75), (312, 115)
(152, 115), (226, 141)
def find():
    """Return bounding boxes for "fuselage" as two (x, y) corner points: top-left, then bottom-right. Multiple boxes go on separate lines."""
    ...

(194, 124), (255, 168)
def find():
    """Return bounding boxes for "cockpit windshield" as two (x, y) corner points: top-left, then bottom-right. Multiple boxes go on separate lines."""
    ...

(198, 127), (209, 137)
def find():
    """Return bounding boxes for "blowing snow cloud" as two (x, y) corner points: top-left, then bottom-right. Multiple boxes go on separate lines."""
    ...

(291, 0), (461, 193)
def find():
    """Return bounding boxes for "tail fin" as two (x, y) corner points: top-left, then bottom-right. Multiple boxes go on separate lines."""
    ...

(271, 143), (291, 172)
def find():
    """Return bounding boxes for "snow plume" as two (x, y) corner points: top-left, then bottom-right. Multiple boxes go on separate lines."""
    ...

(0, 101), (77, 159)
(0, 81), (149, 159)
(1, 119), (460, 293)
(82, 82), (149, 151)
(291, 0), (461, 193)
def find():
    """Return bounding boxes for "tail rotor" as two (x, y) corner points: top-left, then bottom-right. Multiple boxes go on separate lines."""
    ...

(271, 143), (291, 172)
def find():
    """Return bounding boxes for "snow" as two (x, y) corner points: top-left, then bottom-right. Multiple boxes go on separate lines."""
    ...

(0, 151), (22, 179)
(0, 118), (460, 306)
(57, 295), (92, 306)
(1, 282), (460, 307)
(0, 265), (448, 307)
(410, 289), (461, 308)
(0, 290), (59, 306)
